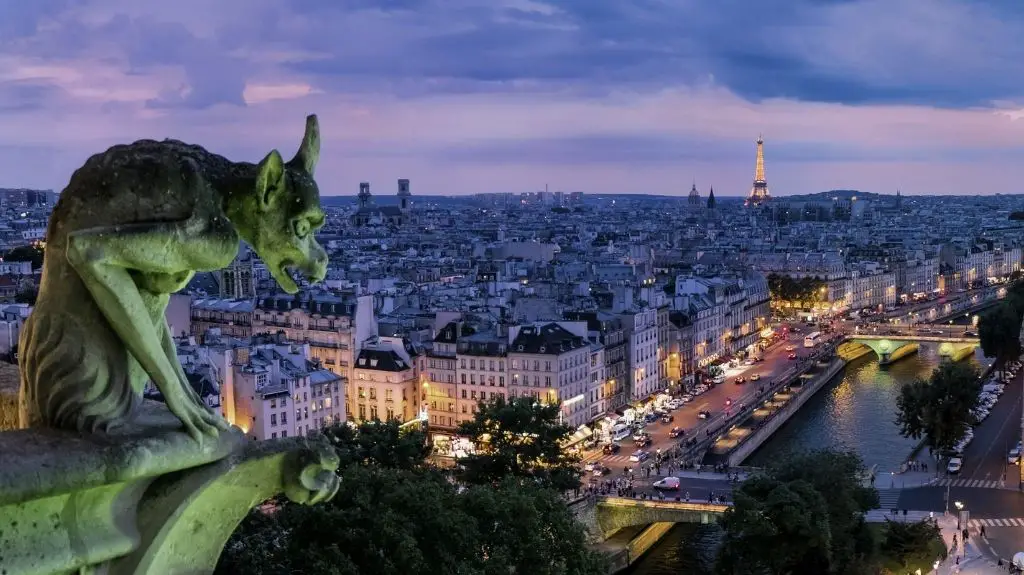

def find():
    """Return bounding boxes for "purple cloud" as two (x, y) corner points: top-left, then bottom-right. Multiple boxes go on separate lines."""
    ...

(0, 0), (1024, 196)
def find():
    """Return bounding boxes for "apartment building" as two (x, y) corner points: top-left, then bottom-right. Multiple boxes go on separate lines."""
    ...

(564, 311), (628, 413)
(350, 336), (422, 423)
(455, 331), (509, 422)
(508, 322), (592, 428)
(229, 338), (345, 441)
(620, 307), (659, 403)
(191, 298), (255, 340)
(425, 321), (459, 432)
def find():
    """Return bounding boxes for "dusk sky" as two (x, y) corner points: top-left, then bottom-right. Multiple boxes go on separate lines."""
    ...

(3, 0), (1024, 197)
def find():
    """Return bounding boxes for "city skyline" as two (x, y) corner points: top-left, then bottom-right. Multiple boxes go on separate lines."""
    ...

(3, 0), (1024, 196)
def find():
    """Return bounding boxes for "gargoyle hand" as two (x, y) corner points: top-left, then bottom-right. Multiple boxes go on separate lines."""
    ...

(283, 442), (341, 506)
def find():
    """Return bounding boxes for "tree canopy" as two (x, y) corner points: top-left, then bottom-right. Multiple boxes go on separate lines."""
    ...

(218, 419), (604, 575)
(717, 449), (878, 575)
(2, 244), (44, 269)
(878, 519), (945, 573)
(766, 274), (827, 308)
(979, 302), (1022, 367)
(457, 396), (581, 491)
(895, 361), (981, 456)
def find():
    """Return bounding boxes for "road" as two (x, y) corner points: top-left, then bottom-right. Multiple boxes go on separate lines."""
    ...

(581, 326), (829, 487)
(852, 363), (1024, 563)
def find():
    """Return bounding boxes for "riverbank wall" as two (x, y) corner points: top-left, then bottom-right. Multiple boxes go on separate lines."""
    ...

(601, 522), (677, 574)
(727, 357), (847, 467)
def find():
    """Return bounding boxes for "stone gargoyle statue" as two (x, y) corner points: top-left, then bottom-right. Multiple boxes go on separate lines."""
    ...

(2, 115), (340, 575)
(18, 114), (328, 443)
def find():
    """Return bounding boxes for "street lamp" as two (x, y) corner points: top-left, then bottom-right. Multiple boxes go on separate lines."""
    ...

(954, 500), (964, 530)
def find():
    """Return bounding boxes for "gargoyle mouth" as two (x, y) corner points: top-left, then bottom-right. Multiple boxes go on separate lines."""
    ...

(275, 260), (300, 294)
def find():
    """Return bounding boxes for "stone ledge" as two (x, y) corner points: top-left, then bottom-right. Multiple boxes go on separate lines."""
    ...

(0, 402), (245, 507)
(0, 401), (339, 575)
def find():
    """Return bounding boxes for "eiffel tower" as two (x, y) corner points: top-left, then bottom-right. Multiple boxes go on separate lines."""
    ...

(745, 134), (771, 206)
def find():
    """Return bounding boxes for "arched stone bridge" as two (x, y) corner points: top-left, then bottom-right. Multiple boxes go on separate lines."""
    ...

(572, 496), (729, 541)
(839, 333), (979, 365)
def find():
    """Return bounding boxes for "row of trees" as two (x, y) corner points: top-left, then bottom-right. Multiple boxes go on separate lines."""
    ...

(217, 397), (605, 575)
(766, 274), (828, 307)
(717, 450), (944, 574)
(894, 280), (1024, 463)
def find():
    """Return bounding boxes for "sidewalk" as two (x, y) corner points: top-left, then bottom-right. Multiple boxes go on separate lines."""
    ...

(933, 514), (1012, 575)
(874, 469), (941, 489)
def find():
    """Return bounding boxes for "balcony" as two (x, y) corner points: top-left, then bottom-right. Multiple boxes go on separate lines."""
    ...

(0, 399), (339, 574)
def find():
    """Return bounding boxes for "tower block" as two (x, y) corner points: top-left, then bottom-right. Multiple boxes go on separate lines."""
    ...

(746, 134), (771, 206)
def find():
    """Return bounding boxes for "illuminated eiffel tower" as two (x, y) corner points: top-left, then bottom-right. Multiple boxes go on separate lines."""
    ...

(745, 134), (771, 206)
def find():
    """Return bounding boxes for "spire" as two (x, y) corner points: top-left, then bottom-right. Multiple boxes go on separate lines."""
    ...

(746, 134), (771, 206)
(707, 186), (716, 210)
(754, 134), (766, 183)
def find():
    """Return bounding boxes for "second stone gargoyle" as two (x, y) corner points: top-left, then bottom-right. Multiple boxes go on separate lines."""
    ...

(18, 115), (329, 442)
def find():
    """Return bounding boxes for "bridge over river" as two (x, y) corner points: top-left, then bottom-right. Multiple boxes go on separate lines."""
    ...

(840, 329), (980, 364)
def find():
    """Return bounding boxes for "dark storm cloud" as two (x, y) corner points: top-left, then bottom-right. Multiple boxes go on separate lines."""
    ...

(6, 0), (1024, 109)
(265, 0), (1024, 107)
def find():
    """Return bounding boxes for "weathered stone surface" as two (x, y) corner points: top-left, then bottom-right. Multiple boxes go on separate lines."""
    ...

(0, 361), (18, 431)
(18, 115), (328, 442)
(0, 401), (340, 575)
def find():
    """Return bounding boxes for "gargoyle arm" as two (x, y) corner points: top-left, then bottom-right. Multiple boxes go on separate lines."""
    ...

(155, 293), (206, 407)
(67, 221), (229, 442)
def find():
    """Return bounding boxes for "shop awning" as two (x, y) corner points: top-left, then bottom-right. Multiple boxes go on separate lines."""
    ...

(563, 425), (594, 446)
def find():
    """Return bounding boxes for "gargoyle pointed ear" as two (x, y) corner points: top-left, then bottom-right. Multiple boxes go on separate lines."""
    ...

(256, 149), (285, 209)
(290, 114), (320, 176)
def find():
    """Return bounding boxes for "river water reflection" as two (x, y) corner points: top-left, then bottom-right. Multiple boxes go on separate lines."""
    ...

(626, 344), (987, 574)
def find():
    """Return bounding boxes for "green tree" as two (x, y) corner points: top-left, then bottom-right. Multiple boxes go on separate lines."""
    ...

(320, 419), (431, 469)
(717, 475), (832, 575)
(878, 519), (944, 572)
(979, 303), (1022, 378)
(218, 419), (605, 575)
(718, 449), (879, 575)
(895, 362), (981, 458)
(2, 244), (44, 269)
(14, 287), (37, 305)
(458, 396), (581, 490)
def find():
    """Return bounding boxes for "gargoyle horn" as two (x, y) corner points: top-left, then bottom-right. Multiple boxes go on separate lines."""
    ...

(291, 114), (320, 176)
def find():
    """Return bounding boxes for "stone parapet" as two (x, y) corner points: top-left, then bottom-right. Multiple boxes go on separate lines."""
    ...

(0, 401), (339, 575)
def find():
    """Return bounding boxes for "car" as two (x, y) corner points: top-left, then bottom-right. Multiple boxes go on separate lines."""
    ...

(634, 436), (652, 448)
(584, 462), (596, 472)
(602, 442), (621, 455)
(947, 457), (963, 474)
(593, 464), (610, 477)
(629, 450), (650, 463)
(698, 410), (711, 419)
(788, 353), (798, 360)
(660, 415), (674, 424)
(669, 426), (685, 438)
(785, 345), (796, 352)
(1009, 448), (1021, 465)
(681, 394), (694, 403)
(964, 331), (977, 337)
(749, 373), (761, 381)
(653, 477), (681, 490)
(734, 376), (746, 385)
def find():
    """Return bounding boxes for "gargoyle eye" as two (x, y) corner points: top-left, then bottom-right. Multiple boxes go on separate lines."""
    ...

(293, 219), (310, 239)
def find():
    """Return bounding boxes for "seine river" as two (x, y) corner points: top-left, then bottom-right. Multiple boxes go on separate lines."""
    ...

(626, 344), (987, 574)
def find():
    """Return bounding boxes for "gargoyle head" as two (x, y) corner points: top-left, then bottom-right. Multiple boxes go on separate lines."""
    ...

(245, 115), (329, 294)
